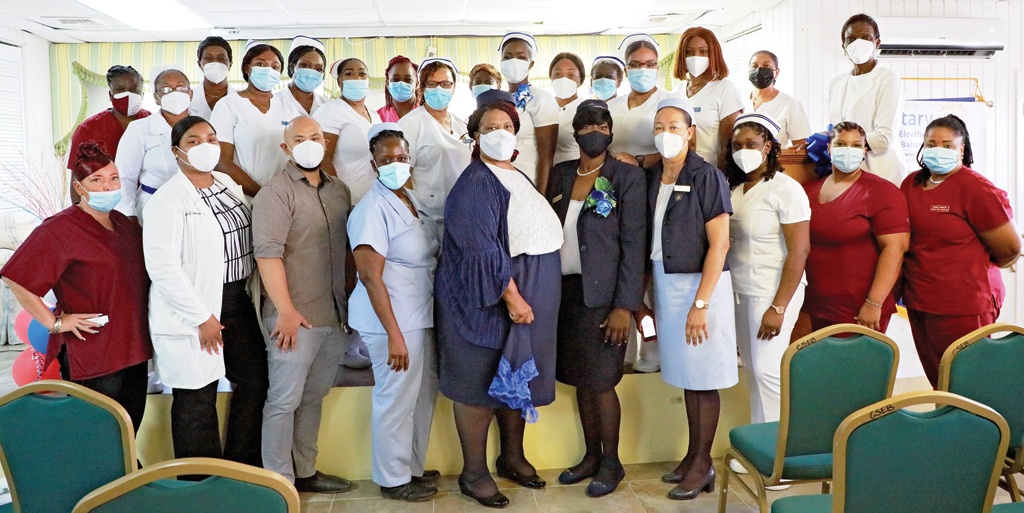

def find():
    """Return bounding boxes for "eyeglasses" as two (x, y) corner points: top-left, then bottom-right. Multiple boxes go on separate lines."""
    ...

(626, 61), (658, 70)
(425, 81), (454, 89)
(157, 86), (191, 95)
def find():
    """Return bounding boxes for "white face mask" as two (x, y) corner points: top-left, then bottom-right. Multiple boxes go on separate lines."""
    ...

(160, 91), (191, 115)
(500, 58), (530, 84)
(550, 77), (578, 99)
(479, 129), (518, 161)
(685, 56), (710, 78)
(202, 62), (229, 84)
(179, 142), (220, 172)
(732, 148), (766, 173)
(289, 140), (326, 169)
(654, 132), (685, 159)
(845, 39), (877, 65)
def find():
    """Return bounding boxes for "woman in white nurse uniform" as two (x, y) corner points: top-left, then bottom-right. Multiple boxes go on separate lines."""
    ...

(190, 36), (237, 120)
(747, 51), (812, 149)
(548, 52), (585, 165)
(499, 31), (559, 192)
(274, 36), (327, 116)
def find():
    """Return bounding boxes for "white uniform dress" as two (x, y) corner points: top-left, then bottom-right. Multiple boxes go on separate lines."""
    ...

(114, 112), (178, 218)
(828, 65), (906, 185)
(553, 96), (584, 165)
(750, 91), (812, 148)
(514, 86), (560, 184)
(313, 99), (383, 204)
(398, 106), (472, 225)
(210, 93), (307, 188)
(189, 83), (237, 120)
(678, 80), (744, 168)
(274, 84), (326, 116)
(607, 87), (669, 158)
(727, 173), (810, 422)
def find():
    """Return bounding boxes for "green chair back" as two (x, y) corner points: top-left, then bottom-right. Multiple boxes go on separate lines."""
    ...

(0, 381), (135, 513)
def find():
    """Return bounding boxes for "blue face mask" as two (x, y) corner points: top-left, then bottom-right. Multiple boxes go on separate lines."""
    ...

(376, 162), (412, 190)
(830, 146), (865, 174)
(249, 66), (281, 92)
(293, 68), (323, 93)
(424, 87), (454, 110)
(81, 187), (122, 213)
(591, 78), (618, 100)
(472, 84), (496, 98)
(388, 81), (415, 103)
(921, 147), (960, 175)
(341, 79), (369, 102)
(627, 68), (658, 93)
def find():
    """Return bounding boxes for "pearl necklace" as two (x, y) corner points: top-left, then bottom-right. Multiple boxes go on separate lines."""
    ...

(577, 162), (605, 176)
(928, 175), (945, 185)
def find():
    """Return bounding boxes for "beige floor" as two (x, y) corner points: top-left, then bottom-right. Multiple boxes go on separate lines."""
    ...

(300, 459), (1022, 513)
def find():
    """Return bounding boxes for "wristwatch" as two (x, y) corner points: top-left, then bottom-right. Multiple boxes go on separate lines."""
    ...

(635, 154), (646, 167)
(771, 304), (786, 315)
(693, 299), (709, 310)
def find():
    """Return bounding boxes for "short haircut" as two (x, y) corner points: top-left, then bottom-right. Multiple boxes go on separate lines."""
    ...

(241, 43), (284, 82)
(417, 60), (457, 96)
(197, 36), (232, 63)
(548, 52), (586, 81)
(171, 116), (215, 148)
(571, 105), (613, 133)
(842, 13), (880, 42)
(750, 50), (779, 68)
(105, 65), (142, 87)
(672, 26), (729, 81)
(469, 63), (501, 84)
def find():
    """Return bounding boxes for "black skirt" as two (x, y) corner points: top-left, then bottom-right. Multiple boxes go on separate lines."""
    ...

(555, 275), (626, 392)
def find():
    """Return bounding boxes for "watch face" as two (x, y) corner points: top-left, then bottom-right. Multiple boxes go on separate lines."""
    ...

(694, 299), (707, 309)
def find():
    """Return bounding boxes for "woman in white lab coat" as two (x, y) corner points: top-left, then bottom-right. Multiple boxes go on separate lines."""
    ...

(190, 36), (236, 120)
(827, 13), (906, 185)
(549, 52), (585, 165)
(116, 65), (193, 219)
(274, 36), (327, 116)
(499, 31), (559, 191)
(747, 50), (811, 149)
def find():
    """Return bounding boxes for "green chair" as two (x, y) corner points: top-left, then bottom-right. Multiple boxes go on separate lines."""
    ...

(940, 323), (1024, 503)
(0, 380), (137, 513)
(72, 458), (299, 513)
(719, 324), (899, 513)
(771, 391), (1010, 513)
(994, 505), (1024, 512)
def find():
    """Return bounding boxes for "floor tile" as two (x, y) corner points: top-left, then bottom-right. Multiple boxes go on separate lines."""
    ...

(623, 461), (677, 482)
(431, 488), (538, 513)
(532, 482), (643, 513)
(328, 496), (433, 513)
(300, 491), (334, 503)
(629, 479), (754, 513)
(332, 480), (381, 500)
(299, 500), (333, 513)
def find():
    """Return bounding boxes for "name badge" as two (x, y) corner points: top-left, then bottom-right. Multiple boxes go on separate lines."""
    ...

(673, 185), (691, 192)
(551, 194), (563, 204)
(930, 205), (950, 212)
(693, 107), (702, 113)
(281, 121), (289, 126)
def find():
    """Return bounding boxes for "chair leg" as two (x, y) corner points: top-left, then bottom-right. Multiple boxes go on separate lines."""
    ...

(1007, 472), (1022, 502)
(718, 456), (731, 513)
(821, 480), (831, 494)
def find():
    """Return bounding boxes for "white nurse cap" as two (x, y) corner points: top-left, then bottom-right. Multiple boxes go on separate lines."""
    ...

(419, 57), (459, 76)
(500, 31), (538, 55)
(367, 122), (403, 143)
(289, 35), (325, 57)
(734, 113), (782, 140)
(656, 95), (696, 125)
(243, 39), (263, 56)
(150, 64), (186, 84)
(591, 55), (626, 71)
(618, 33), (660, 60)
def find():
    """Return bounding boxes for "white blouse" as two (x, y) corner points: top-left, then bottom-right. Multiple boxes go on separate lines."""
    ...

(607, 87), (669, 158)
(554, 96), (584, 165)
(274, 84), (326, 116)
(189, 83), (238, 120)
(114, 112), (178, 217)
(750, 91), (812, 149)
(650, 182), (674, 261)
(209, 93), (307, 187)
(678, 79), (744, 167)
(313, 98), (383, 204)
(398, 106), (472, 223)
(514, 86), (560, 183)
(560, 199), (584, 274)
(486, 163), (563, 257)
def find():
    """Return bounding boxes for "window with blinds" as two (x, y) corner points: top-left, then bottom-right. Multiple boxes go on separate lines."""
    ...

(0, 42), (24, 181)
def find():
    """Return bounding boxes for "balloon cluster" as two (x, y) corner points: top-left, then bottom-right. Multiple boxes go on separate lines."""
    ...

(12, 309), (61, 386)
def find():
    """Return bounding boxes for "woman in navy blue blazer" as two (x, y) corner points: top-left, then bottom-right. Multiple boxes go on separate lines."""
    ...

(545, 99), (647, 497)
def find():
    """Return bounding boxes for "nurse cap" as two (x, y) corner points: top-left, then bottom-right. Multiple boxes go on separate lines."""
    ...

(618, 33), (660, 60)
(289, 35), (325, 57)
(476, 88), (516, 108)
(367, 122), (404, 143)
(150, 64), (186, 84)
(500, 31), (538, 55)
(591, 55), (626, 71)
(734, 113), (781, 140)
(655, 96), (696, 125)
(243, 39), (264, 56)
(419, 57), (459, 77)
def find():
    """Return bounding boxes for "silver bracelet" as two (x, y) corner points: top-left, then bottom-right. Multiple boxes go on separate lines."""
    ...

(864, 297), (883, 308)
(49, 316), (62, 334)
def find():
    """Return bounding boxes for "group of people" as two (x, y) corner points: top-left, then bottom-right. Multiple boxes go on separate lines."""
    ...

(1, 12), (1020, 508)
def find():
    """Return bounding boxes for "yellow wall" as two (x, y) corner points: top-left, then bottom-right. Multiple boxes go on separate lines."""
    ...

(135, 373), (751, 478)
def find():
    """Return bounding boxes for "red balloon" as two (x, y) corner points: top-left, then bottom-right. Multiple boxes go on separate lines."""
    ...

(11, 348), (61, 386)
(14, 310), (32, 345)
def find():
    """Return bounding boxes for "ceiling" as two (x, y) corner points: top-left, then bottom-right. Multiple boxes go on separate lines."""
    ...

(1, 0), (776, 43)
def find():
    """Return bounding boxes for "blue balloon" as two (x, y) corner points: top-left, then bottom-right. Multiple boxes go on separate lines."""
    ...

(27, 319), (50, 353)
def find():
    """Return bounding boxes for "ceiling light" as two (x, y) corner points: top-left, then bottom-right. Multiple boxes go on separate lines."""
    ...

(74, 0), (211, 31)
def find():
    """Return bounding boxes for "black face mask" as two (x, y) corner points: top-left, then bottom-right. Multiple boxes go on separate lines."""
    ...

(576, 131), (613, 158)
(748, 67), (776, 89)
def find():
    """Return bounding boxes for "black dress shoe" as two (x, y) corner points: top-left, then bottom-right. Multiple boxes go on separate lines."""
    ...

(458, 474), (510, 509)
(661, 470), (683, 484)
(294, 471), (352, 494)
(586, 466), (625, 498)
(495, 455), (546, 488)
(667, 466), (715, 501)
(411, 470), (441, 484)
(380, 482), (437, 502)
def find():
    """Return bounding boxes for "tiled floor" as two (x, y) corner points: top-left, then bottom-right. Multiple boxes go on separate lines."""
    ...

(299, 461), (1022, 513)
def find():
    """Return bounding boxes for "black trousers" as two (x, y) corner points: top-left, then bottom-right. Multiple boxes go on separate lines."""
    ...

(171, 379), (221, 459)
(74, 361), (149, 433)
(220, 279), (269, 467)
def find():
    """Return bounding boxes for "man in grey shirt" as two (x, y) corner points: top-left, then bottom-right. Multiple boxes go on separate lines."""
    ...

(252, 115), (352, 493)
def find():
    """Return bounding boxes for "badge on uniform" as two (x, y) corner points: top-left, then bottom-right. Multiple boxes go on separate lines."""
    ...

(693, 107), (702, 112)
(673, 185), (691, 192)
(551, 194), (563, 204)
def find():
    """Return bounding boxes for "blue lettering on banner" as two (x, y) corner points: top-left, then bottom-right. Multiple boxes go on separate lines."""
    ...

(901, 112), (936, 126)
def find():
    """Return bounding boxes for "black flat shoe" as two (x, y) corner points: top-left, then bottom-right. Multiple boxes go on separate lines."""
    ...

(558, 459), (599, 485)
(380, 482), (437, 502)
(667, 466), (715, 501)
(586, 466), (625, 498)
(412, 470), (441, 484)
(458, 474), (510, 509)
(294, 471), (353, 494)
(495, 455), (546, 488)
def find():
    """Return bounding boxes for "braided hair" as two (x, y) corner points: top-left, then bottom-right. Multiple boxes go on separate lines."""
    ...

(724, 122), (783, 188)
(914, 114), (973, 186)
(383, 55), (419, 108)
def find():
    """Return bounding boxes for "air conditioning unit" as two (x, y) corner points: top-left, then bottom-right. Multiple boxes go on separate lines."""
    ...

(875, 17), (1005, 59)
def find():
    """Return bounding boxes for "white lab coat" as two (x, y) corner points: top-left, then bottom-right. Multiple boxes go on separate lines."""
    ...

(142, 171), (245, 389)
(114, 112), (178, 218)
(828, 65), (906, 185)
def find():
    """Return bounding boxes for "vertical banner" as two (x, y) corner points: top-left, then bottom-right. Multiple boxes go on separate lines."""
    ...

(899, 99), (988, 175)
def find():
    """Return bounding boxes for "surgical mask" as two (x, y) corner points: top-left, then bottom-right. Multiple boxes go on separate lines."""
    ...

(732, 148), (766, 173)
(478, 129), (518, 161)
(293, 68), (323, 93)
(921, 147), (960, 175)
(288, 140), (325, 169)
(202, 62), (229, 84)
(111, 91), (143, 116)
(500, 58), (530, 84)
(376, 162), (412, 190)
(748, 67), (775, 89)
(576, 131), (612, 159)
(249, 66), (281, 92)
(845, 39), (877, 65)
(654, 132), (685, 159)
(591, 78), (618, 101)
(178, 142), (221, 172)
(423, 87), (453, 110)
(627, 68), (657, 93)
(551, 77), (578, 100)
(388, 81), (415, 102)
(341, 79), (369, 102)
(472, 84), (496, 98)
(685, 56), (710, 78)
(79, 186), (122, 213)
(830, 147), (865, 173)
(159, 91), (191, 115)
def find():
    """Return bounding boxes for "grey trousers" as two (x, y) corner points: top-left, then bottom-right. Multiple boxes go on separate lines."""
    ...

(261, 318), (348, 482)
